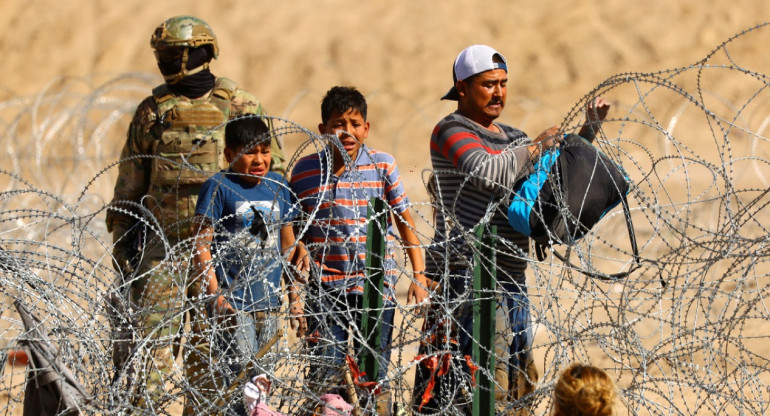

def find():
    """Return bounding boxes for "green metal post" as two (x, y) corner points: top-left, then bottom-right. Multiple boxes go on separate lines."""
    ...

(361, 197), (387, 382)
(473, 224), (496, 416)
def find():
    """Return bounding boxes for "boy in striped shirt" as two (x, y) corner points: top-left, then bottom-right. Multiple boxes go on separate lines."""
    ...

(289, 86), (427, 414)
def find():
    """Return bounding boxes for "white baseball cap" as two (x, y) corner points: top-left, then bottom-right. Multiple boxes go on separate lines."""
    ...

(441, 44), (508, 101)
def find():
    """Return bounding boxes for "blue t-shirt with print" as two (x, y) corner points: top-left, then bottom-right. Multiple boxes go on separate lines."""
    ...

(195, 171), (297, 311)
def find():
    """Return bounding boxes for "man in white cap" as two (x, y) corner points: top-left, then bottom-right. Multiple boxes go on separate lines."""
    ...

(414, 44), (608, 413)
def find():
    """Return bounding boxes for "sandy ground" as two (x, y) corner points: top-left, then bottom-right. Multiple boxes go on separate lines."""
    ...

(1, 1), (770, 415)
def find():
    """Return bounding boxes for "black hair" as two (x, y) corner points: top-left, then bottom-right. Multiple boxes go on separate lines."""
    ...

(224, 116), (270, 151)
(321, 86), (367, 124)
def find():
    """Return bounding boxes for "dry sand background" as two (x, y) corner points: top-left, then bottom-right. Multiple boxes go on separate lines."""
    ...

(0, 0), (767, 203)
(3, 0), (768, 202)
(2, 0), (770, 414)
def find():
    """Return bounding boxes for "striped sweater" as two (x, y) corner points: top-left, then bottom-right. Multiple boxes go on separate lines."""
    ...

(427, 112), (534, 283)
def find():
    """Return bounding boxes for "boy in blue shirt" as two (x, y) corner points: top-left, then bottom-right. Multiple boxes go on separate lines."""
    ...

(192, 116), (307, 415)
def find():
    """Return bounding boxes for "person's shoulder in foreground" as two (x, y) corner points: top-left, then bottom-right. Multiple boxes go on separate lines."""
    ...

(552, 363), (617, 416)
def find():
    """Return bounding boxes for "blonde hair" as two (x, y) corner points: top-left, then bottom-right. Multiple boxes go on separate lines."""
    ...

(553, 363), (616, 416)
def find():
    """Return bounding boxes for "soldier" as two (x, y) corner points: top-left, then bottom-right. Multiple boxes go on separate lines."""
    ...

(105, 15), (285, 414)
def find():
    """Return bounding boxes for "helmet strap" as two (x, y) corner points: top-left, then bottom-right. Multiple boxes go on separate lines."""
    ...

(163, 48), (210, 85)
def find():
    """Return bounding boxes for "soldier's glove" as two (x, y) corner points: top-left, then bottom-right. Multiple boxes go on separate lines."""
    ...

(112, 230), (136, 277)
(105, 287), (136, 379)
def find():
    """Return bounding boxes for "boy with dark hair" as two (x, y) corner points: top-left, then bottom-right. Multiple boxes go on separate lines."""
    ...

(290, 86), (428, 414)
(192, 115), (307, 415)
(320, 86), (369, 127)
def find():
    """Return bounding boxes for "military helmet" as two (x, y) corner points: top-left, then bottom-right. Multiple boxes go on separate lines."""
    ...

(150, 15), (219, 58)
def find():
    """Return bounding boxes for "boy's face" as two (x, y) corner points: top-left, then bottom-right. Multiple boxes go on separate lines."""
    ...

(319, 108), (369, 161)
(224, 142), (271, 184)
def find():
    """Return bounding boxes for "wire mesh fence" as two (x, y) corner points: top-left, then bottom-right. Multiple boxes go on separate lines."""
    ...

(1, 23), (770, 416)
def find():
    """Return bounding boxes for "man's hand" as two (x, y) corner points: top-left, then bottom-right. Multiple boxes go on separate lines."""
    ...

(529, 125), (562, 159)
(580, 97), (611, 141)
(586, 96), (610, 124)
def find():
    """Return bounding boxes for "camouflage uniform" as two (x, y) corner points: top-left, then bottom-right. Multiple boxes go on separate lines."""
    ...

(106, 16), (286, 415)
(107, 81), (284, 240)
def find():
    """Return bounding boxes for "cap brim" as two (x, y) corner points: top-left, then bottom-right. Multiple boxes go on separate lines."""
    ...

(441, 86), (459, 101)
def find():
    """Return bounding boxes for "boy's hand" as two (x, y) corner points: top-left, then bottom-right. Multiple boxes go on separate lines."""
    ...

(212, 295), (237, 327)
(290, 242), (310, 284)
(407, 272), (430, 309)
(289, 303), (307, 337)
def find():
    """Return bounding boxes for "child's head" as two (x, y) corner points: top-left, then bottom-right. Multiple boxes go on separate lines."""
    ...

(553, 364), (616, 416)
(319, 86), (369, 161)
(224, 116), (271, 184)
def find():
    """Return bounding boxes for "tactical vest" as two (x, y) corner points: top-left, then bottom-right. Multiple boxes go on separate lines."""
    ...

(145, 77), (236, 242)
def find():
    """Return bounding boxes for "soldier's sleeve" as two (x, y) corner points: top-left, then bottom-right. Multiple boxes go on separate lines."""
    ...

(105, 97), (156, 234)
(230, 89), (286, 176)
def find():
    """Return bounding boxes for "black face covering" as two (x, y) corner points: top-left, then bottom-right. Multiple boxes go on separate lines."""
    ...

(156, 46), (216, 98)
(167, 69), (216, 98)
(156, 47), (184, 76)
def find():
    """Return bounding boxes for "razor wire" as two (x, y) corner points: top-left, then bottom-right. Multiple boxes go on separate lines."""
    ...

(0, 23), (770, 416)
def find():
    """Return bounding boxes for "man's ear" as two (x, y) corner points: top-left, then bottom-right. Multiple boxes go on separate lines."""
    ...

(318, 123), (327, 135)
(224, 147), (234, 163)
(456, 80), (467, 98)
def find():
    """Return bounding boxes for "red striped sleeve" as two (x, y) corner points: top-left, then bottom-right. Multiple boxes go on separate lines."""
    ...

(388, 194), (406, 207)
(346, 285), (365, 293)
(451, 141), (487, 166)
(319, 199), (369, 208)
(441, 131), (478, 158)
(325, 254), (353, 262)
(299, 185), (324, 199)
(384, 174), (402, 192)
(441, 131), (506, 166)
(334, 181), (385, 189)
(308, 235), (368, 243)
(321, 273), (365, 282)
(291, 167), (321, 182)
(328, 218), (367, 226)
